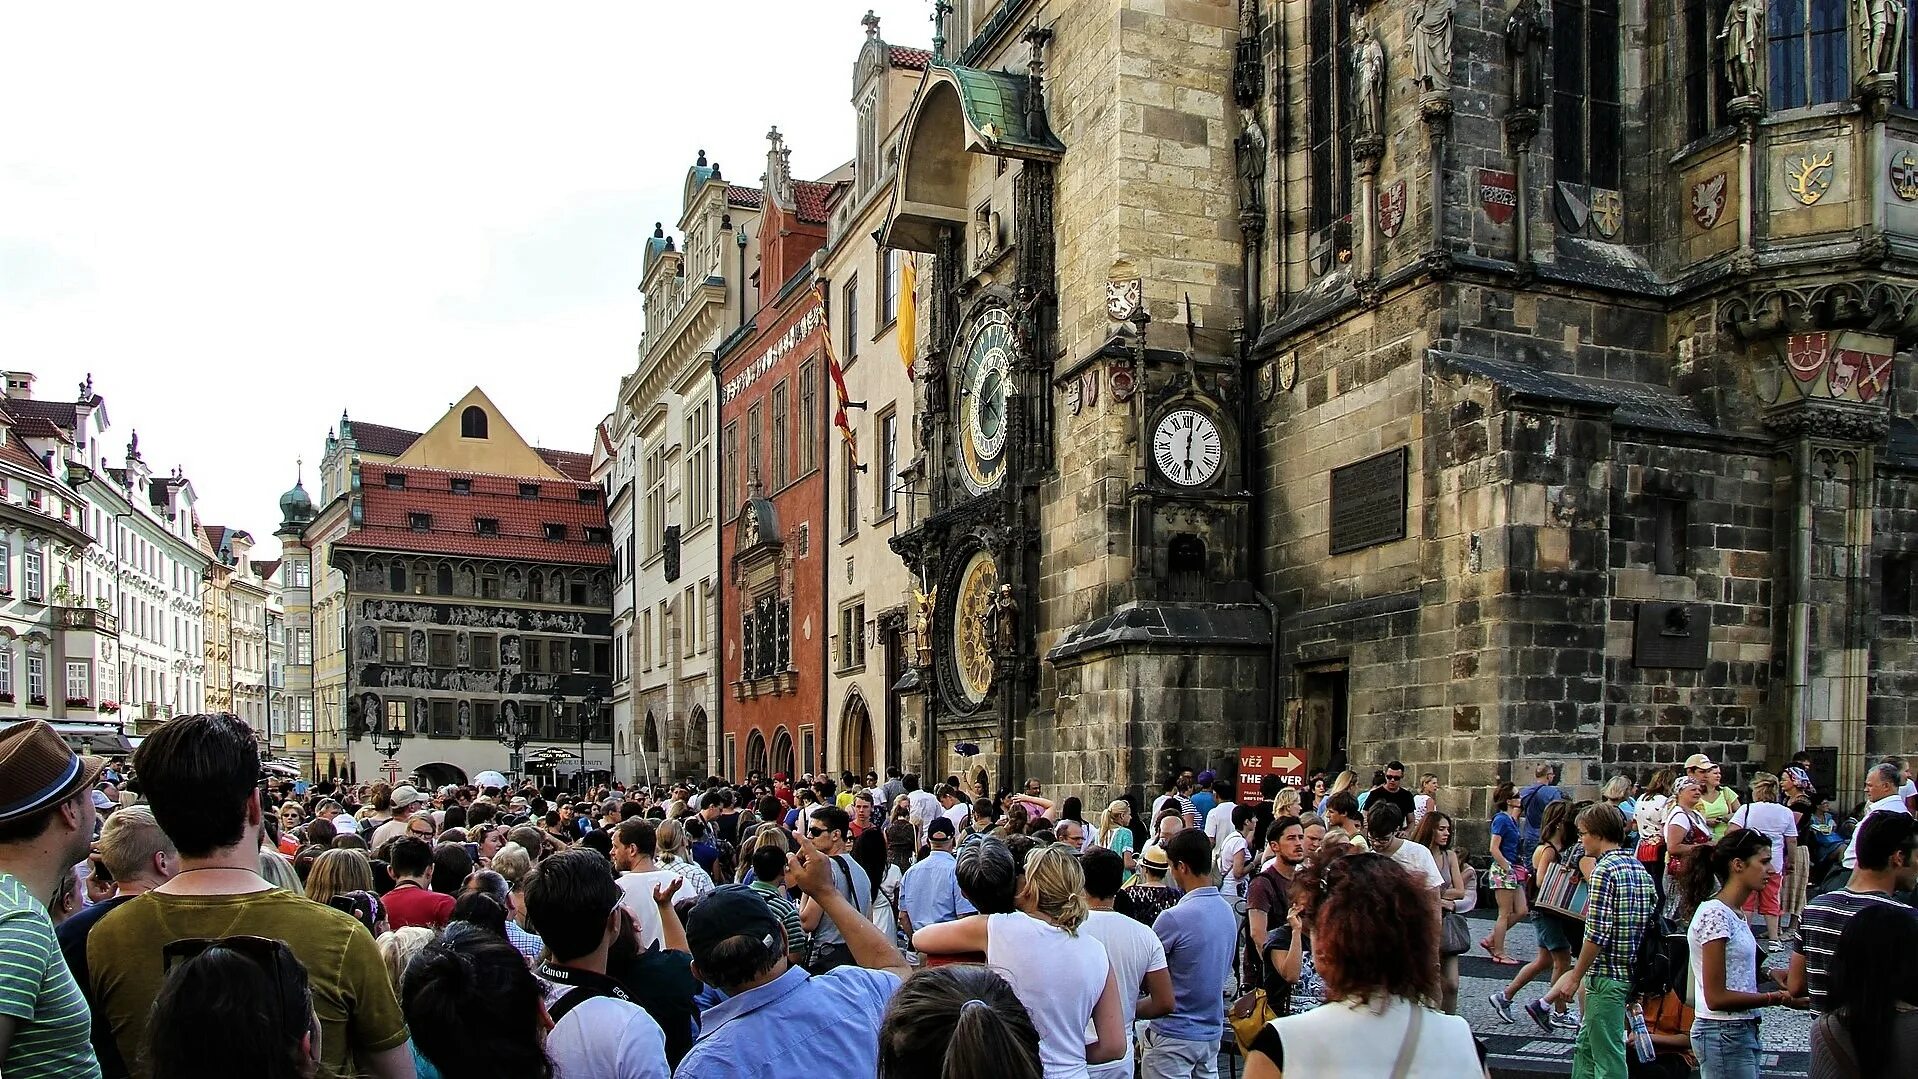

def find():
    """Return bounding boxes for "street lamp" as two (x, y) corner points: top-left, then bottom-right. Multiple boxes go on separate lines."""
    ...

(496, 699), (533, 776)
(372, 697), (404, 761)
(578, 690), (602, 794)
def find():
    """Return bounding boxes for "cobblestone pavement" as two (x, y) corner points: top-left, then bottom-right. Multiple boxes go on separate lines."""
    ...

(1459, 910), (1811, 1077)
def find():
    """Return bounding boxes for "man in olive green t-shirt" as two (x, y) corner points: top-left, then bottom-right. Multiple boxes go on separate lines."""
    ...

(89, 715), (411, 1079)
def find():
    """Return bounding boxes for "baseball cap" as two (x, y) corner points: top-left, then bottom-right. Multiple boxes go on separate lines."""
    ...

(1683, 753), (1715, 771)
(927, 816), (957, 841)
(390, 785), (424, 809)
(90, 790), (114, 810)
(684, 884), (784, 960)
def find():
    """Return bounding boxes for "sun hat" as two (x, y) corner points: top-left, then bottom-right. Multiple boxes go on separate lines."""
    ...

(1683, 753), (1715, 771)
(1139, 843), (1171, 872)
(0, 720), (107, 826)
(389, 785), (424, 809)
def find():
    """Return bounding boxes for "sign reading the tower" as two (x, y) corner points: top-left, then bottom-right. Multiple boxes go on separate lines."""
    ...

(1329, 447), (1408, 554)
(1237, 746), (1307, 805)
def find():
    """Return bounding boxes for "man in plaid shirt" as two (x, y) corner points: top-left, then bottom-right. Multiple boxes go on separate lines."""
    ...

(1552, 803), (1656, 1079)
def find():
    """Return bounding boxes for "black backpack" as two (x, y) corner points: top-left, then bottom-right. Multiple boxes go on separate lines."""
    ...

(1629, 909), (1679, 1000)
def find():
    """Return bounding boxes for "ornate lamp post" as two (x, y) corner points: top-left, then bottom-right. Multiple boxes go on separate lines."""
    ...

(578, 690), (602, 793)
(372, 700), (404, 762)
(548, 691), (566, 789)
(496, 699), (533, 776)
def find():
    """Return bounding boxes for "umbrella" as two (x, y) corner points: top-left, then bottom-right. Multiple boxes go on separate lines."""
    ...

(474, 770), (508, 790)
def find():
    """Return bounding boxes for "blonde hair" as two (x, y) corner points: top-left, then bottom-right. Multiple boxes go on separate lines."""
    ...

(1750, 772), (1781, 803)
(1602, 775), (1634, 802)
(96, 805), (174, 883)
(1021, 843), (1090, 935)
(305, 848), (375, 905)
(753, 823), (791, 854)
(656, 819), (689, 860)
(1096, 800), (1131, 843)
(258, 849), (303, 892)
(1327, 770), (1357, 799)
(1271, 789), (1303, 817)
(490, 843), (534, 887)
(377, 926), (434, 993)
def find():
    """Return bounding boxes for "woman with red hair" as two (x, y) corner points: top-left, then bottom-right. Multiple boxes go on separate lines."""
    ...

(1243, 843), (1487, 1078)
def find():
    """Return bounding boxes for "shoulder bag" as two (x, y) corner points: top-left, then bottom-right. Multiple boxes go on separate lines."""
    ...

(1534, 847), (1590, 920)
(1388, 1003), (1426, 1079)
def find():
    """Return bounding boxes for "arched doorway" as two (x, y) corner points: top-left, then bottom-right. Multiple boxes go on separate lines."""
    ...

(966, 764), (991, 801)
(745, 729), (768, 777)
(840, 691), (875, 776)
(684, 706), (709, 781)
(415, 762), (467, 790)
(770, 727), (795, 779)
(641, 711), (660, 785)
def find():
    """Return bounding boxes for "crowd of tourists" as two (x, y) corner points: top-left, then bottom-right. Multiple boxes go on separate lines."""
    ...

(0, 717), (1912, 1079)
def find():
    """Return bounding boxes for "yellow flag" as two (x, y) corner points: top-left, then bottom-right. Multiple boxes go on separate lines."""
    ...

(898, 254), (917, 375)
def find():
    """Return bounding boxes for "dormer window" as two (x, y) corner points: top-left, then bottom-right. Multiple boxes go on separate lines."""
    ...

(460, 406), (489, 439)
(385, 474), (406, 490)
(408, 513), (432, 532)
(519, 483), (540, 500)
(474, 517), (499, 537)
(543, 523), (566, 542)
(576, 487), (600, 503)
(584, 526), (610, 544)
(450, 478), (471, 495)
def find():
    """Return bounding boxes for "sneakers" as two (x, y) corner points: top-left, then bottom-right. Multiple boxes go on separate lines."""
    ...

(1551, 1010), (1582, 1030)
(1523, 998), (1555, 1033)
(1489, 992), (1516, 1024)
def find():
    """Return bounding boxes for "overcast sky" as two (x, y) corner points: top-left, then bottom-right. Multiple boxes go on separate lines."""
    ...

(1, 1), (932, 555)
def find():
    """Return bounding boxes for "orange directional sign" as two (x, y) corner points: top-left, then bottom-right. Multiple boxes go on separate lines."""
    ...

(1237, 746), (1306, 805)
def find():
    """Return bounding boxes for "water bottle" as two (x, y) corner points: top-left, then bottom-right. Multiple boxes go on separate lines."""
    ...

(1626, 1003), (1656, 1063)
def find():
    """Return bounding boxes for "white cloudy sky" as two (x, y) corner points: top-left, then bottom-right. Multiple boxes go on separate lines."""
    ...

(1, 1), (931, 554)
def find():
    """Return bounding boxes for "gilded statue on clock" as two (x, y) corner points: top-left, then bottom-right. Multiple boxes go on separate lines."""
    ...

(956, 307), (1014, 497)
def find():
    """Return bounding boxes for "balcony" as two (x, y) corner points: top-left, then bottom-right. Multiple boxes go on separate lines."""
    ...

(58, 606), (118, 636)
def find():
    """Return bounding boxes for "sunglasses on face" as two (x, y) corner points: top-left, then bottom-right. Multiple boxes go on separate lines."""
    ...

(1385, 773), (1404, 781)
(807, 827), (829, 838)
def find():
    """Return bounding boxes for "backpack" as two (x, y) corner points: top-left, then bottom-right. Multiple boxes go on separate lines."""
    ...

(1629, 908), (1679, 1000)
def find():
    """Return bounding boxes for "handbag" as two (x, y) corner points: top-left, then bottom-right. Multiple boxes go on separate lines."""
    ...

(1228, 988), (1277, 1052)
(1666, 813), (1708, 879)
(1388, 1003), (1426, 1079)
(1534, 858), (1590, 920)
(1439, 911), (1472, 956)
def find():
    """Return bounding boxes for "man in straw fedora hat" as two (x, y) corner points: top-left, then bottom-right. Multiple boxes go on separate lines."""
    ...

(0, 718), (106, 1077)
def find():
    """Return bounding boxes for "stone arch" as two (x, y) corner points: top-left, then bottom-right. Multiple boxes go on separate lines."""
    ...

(683, 706), (708, 780)
(839, 689), (875, 776)
(415, 762), (467, 789)
(745, 729), (768, 777)
(771, 726), (795, 780)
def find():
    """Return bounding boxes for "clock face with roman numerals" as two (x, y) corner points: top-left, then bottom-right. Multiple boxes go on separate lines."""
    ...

(1152, 408), (1224, 487)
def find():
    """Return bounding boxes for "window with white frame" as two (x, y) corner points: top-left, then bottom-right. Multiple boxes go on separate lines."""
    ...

(0, 643), (12, 697)
(0, 541), (10, 593)
(27, 654), (45, 702)
(23, 548), (42, 602)
(65, 661), (88, 703)
(685, 398), (712, 528)
(297, 698), (314, 732)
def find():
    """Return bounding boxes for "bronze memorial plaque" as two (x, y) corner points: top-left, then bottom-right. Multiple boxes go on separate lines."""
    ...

(1329, 447), (1408, 554)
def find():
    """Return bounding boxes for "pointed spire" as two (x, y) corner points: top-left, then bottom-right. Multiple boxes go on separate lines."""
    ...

(932, 0), (952, 59)
(765, 126), (794, 207)
(862, 9), (881, 37)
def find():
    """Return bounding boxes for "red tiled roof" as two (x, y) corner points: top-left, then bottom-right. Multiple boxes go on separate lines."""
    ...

(10, 416), (70, 443)
(335, 463), (612, 567)
(793, 179), (841, 225)
(889, 46), (932, 70)
(251, 559), (281, 580)
(346, 420), (421, 456)
(537, 448), (593, 482)
(3, 399), (79, 430)
(0, 433), (51, 477)
(203, 525), (230, 551)
(727, 185), (764, 208)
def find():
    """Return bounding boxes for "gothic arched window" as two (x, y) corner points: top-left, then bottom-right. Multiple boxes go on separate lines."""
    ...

(1767, 0), (1849, 108)
(461, 406), (489, 439)
(1682, 0), (1735, 138)
(1305, 0), (1353, 270)
(1552, 0), (1622, 189)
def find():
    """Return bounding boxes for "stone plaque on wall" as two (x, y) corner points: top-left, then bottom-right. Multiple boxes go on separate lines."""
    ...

(1329, 447), (1408, 554)
(1632, 602), (1710, 669)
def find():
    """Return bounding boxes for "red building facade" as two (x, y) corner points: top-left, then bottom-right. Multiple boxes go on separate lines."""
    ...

(716, 130), (841, 780)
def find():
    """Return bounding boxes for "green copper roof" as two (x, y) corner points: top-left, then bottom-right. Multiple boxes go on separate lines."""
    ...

(939, 63), (1065, 159)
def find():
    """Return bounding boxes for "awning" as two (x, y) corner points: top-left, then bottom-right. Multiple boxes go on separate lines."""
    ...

(2, 719), (135, 756)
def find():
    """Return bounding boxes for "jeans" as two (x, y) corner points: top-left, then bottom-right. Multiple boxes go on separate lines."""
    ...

(1138, 1026), (1218, 1079)
(1690, 1018), (1761, 1079)
(1570, 975), (1630, 1079)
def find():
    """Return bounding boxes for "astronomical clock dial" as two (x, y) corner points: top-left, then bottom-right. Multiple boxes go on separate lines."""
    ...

(949, 549), (998, 705)
(957, 309), (1014, 495)
(1152, 408), (1224, 487)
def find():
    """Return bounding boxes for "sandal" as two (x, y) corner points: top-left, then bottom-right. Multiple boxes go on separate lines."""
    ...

(1478, 936), (1495, 953)
(1490, 953), (1523, 965)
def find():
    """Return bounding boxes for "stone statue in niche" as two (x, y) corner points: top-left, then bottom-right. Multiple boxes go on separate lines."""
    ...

(591, 576), (610, 606)
(989, 584), (1020, 656)
(356, 625), (376, 662)
(409, 630), (427, 665)
(455, 632), (470, 666)
(502, 699), (519, 733)
(1235, 116), (1268, 215)
(1719, 0), (1763, 99)
(503, 568), (525, 600)
(1505, 0), (1547, 114)
(1857, 0), (1907, 79)
(501, 635), (521, 667)
(456, 567), (475, 597)
(457, 700), (471, 736)
(1352, 25), (1387, 144)
(1411, 0), (1456, 95)
(412, 699), (428, 734)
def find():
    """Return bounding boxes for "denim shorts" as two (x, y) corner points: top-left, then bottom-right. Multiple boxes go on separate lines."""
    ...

(1690, 1017), (1761, 1079)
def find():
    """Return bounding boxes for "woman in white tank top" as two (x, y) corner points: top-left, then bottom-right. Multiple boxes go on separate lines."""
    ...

(914, 844), (1126, 1079)
(1245, 850), (1484, 1078)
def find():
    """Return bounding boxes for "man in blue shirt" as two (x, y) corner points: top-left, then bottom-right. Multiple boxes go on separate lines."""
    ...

(674, 844), (910, 1079)
(1141, 828), (1236, 1079)
(898, 817), (973, 929)
(1517, 762), (1565, 865)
